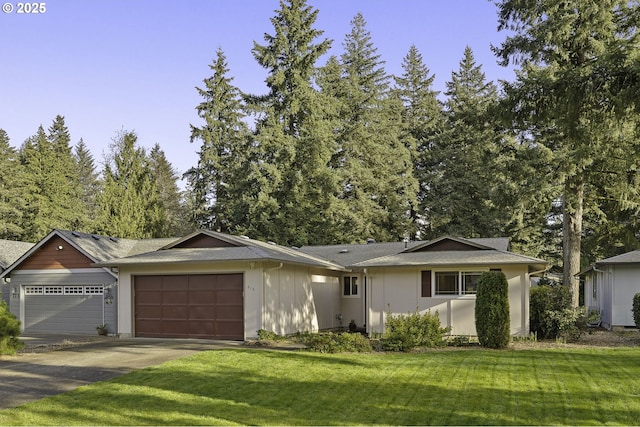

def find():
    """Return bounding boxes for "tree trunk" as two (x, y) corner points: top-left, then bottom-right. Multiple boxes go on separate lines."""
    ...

(563, 174), (584, 308)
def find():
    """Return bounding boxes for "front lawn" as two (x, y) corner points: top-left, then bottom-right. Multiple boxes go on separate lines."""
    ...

(1, 347), (639, 425)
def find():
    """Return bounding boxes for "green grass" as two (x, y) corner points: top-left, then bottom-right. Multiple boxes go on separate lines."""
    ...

(1, 347), (639, 425)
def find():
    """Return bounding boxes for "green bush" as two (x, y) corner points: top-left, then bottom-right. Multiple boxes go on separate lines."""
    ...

(543, 306), (586, 342)
(0, 301), (23, 355)
(475, 271), (510, 349)
(381, 310), (449, 352)
(297, 332), (372, 353)
(530, 282), (571, 339)
(633, 293), (640, 328)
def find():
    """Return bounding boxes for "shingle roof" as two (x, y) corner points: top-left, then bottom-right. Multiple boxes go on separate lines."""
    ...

(352, 250), (547, 271)
(95, 231), (348, 272)
(55, 230), (175, 261)
(0, 239), (34, 270)
(0, 230), (176, 278)
(597, 250), (640, 265)
(299, 237), (513, 268)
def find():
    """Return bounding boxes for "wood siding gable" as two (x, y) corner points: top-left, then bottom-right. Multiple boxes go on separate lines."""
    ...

(16, 236), (94, 270)
(409, 238), (488, 253)
(172, 234), (241, 249)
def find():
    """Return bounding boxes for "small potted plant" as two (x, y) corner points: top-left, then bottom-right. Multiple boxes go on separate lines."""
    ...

(96, 323), (108, 336)
(586, 309), (601, 327)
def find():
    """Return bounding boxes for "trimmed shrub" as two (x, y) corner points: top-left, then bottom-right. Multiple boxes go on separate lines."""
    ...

(543, 306), (586, 342)
(0, 301), (23, 355)
(381, 310), (449, 352)
(297, 332), (372, 353)
(475, 271), (510, 349)
(633, 293), (640, 328)
(530, 282), (571, 339)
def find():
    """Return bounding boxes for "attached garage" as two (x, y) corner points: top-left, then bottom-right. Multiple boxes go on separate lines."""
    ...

(23, 285), (106, 334)
(134, 273), (244, 340)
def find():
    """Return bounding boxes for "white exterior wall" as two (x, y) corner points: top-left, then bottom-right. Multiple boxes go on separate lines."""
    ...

(367, 265), (530, 337)
(116, 261), (263, 339)
(611, 265), (639, 327)
(262, 263), (324, 336)
(311, 275), (342, 330)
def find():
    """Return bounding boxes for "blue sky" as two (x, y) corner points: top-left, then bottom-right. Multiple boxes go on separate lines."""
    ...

(0, 1), (514, 183)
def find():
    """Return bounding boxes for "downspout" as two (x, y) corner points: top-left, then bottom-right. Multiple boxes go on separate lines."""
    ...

(266, 262), (284, 271)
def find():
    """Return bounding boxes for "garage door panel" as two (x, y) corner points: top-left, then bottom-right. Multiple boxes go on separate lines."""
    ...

(136, 305), (162, 318)
(134, 273), (243, 340)
(190, 290), (215, 302)
(217, 290), (243, 305)
(216, 306), (243, 319)
(218, 274), (242, 288)
(188, 275), (216, 288)
(162, 306), (189, 319)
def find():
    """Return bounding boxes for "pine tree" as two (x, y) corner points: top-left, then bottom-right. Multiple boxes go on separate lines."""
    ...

(74, 138), (101, 232)
(96, 131), (163, 238)
(185, 47), (250, 233)
(149, 144), (190, 237)
(247, 0), (339, 246)
(19, 117), (84, 240)
(0, 130), (27, 240)
(494, 0), (640, 306)
(393, 45), (445, 237)
(331, 13), (418, 242)
(422, 47), (502, 239)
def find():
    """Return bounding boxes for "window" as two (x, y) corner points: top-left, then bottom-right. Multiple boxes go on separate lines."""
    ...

(462, 272), (482, 295)
(592, 276), (598, 300)
(64, 286), (84, 295)
(85, 285), (104, 295)
(435, 272), (458, 295)
(431, 271), (485, 296)
(24, 286), (43, 295)
(343, 276), (358, 297)
(44, 286), (63, 295)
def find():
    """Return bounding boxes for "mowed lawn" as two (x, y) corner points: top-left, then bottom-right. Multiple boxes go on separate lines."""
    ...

(1, 347), (639, 426)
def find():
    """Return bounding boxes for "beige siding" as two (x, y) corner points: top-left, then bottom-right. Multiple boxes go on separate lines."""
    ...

(311, 275), (341, 330)
(263, 264), (319, 335)
(368, 265), (530, 337)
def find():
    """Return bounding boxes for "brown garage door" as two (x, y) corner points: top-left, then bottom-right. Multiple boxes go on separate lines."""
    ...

(134, 274), (244, 340)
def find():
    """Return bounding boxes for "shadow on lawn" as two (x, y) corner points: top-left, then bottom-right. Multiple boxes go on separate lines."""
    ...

(6, 348), (640, 426)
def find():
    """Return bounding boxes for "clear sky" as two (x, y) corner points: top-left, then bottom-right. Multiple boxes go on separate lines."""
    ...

(0, 0), (514, 184)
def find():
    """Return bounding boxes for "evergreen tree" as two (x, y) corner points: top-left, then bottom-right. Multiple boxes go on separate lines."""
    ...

(393, 45), (445, 237)
(331, 13), (418, 242)
(424, 47), (502, 239)
(74, 138), (101, 232)
(96, 131), (163, 238)
(494, 0), (640, 306)
(19, 116), (84, 240)
(149, 143), (190, 237)
(185, 47), (250, 233)
(247, 0), (339, 246)
(0, 130), (27, 240)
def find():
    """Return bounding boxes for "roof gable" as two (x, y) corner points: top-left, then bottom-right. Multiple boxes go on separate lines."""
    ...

(404, 237), (494, 253)
(171, 233), (242, 249)
(16, 236), (94, 270)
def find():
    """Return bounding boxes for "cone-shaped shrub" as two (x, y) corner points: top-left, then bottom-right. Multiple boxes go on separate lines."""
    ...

(475, 271), (510, 349)
(633, 293), (640, 329)
(0, 301), (23, 355)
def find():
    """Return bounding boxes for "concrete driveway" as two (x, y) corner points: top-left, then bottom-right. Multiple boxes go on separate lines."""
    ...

(0, 335), (244, 410)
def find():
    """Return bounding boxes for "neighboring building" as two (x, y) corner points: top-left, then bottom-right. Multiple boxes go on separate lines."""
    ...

(0, 230), (172, 335)
(1, 229), (548, 340)
(0, 239), (35, 304)
(580, 250), (640, 329)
